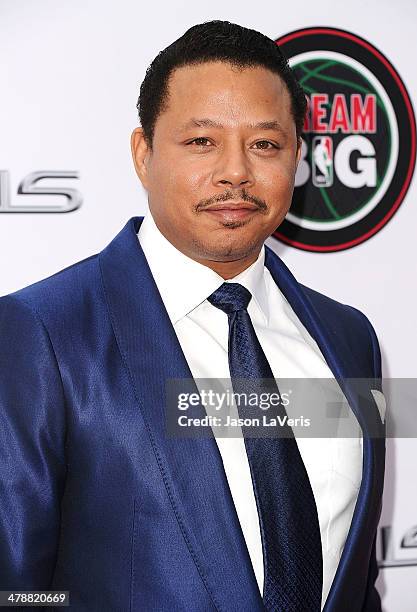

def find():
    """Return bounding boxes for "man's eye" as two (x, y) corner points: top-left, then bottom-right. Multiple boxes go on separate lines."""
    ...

(189, 137), (211, 146)
(253, 140), (279, 150)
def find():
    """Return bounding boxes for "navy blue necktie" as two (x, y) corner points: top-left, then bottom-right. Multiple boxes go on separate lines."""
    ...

(207, 282), (323, 612)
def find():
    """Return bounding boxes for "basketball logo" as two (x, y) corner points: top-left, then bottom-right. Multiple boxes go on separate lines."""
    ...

(274, 27), (416, 252)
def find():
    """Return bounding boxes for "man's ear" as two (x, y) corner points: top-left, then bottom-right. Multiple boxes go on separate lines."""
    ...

(295, 136), (303, 166)
(131, 127), (151, 189)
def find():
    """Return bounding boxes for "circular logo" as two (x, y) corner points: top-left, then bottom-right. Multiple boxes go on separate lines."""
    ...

(274, 27), (416, 252)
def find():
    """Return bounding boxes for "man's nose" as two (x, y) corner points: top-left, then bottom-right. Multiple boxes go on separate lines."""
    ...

(212, 142), (255, 189)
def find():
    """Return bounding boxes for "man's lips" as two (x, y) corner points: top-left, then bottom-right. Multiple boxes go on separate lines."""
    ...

(202, 202), (259, 221)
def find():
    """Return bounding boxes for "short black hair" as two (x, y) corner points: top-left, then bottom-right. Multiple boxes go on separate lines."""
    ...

(136, 20), (306, 149)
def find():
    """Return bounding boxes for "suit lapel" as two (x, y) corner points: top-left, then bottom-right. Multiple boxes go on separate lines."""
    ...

(99, 216), (263, 612)
(264, 244), (385, 611)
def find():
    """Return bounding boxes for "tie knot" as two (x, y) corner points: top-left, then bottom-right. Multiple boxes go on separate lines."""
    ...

(207, 282), (252, 315)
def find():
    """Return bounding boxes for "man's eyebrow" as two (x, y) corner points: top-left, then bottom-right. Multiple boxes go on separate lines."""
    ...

(178, 118), (287, 133)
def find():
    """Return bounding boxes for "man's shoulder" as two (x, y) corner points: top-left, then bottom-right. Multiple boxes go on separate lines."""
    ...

(0, 252), (102, 326)
(299, 281), (367, 323)
(299, 281), (376, 335)
(297, 281), (382, 378)
(267, 240), (379, 377)
(265, 245), (377, 340)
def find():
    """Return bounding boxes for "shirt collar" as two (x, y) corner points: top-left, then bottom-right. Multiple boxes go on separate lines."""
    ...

(138, 210), (269, 325)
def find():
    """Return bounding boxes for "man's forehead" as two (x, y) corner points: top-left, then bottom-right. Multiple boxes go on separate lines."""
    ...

(164, 65), (291, 121)
(176, 117), (289, 135)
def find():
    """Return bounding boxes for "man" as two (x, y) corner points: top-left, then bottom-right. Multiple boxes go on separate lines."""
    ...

(0, 20), (385, 612)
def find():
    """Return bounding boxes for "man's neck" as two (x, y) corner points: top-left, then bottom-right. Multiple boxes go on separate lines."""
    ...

(191, 252), (261, 280)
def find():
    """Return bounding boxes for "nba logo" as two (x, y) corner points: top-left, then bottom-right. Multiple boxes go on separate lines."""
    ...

(312, 136), (333, 187)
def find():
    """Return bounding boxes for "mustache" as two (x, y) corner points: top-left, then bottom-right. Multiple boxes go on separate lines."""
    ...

(195, 189), (267, 212)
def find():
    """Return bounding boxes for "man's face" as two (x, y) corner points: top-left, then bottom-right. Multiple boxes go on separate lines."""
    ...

(131, 61), (301, 268)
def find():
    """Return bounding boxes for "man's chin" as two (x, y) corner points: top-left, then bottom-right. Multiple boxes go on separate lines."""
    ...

(193, 241), (261, 263)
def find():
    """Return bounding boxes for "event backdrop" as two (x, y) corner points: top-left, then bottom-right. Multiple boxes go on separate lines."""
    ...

(1, 1), (416, 609)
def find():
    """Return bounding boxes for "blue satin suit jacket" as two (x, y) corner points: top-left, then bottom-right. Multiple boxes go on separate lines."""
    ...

(0, 216), (385, 611)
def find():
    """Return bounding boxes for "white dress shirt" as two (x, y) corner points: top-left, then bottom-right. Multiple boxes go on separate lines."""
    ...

(138, 210), (363, 610)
